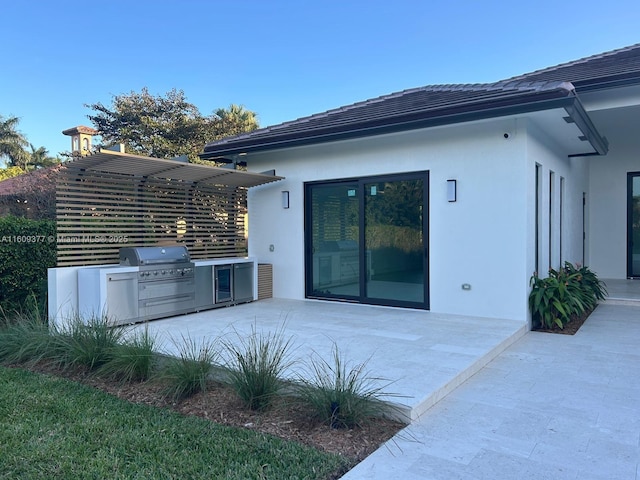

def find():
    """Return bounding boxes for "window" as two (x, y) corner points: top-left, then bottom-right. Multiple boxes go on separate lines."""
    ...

(549, 171), (554, 270)
(535, 164), (542, 275)
(559, 176), (565, 265)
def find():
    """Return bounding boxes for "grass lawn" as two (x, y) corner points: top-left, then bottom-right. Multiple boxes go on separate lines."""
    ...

(0, 366), (349, 480)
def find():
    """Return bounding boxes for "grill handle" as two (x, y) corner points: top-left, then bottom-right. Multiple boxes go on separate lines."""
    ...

(141, 295), (194, 308)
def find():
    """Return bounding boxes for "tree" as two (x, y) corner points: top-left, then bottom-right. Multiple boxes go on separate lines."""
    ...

(26, 144), (59, 170)
(0, 166), (24, 181)
(0, 115), (29, 168)
(213, 104), (259, 138)
(0, 116), (57, 171)
(86, 88), (259, 162)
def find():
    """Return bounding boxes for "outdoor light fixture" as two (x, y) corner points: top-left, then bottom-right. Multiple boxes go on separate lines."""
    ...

(447, 179), (457, 202)
(282, 191), (290, 209)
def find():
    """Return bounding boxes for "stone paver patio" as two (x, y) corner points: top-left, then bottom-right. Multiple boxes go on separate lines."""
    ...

(343, 288), (640, 479)
(131, 279), (640, 478)
(133, 298), (526, 422)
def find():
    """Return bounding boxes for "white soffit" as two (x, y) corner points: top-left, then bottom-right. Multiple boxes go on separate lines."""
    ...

(579, 84), (640, 112)
(527, 108), (599, 156)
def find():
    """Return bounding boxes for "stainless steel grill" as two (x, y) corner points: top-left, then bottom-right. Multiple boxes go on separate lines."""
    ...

(119, 246), (196, 322)
(119, 245), (192, 267)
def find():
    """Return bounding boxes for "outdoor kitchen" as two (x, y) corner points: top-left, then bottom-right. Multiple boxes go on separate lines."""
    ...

(73, 245), (255, 326)
(48, 148), (282, 327)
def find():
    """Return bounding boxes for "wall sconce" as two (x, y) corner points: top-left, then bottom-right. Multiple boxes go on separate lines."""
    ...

(447, 179), (457, 202)
(282, 191), (290, 209)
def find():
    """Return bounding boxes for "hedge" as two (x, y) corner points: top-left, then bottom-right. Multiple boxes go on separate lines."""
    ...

(0, 216), (56, 315)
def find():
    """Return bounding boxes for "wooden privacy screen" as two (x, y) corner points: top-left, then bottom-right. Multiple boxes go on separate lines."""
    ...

(56, 166), (248, 266)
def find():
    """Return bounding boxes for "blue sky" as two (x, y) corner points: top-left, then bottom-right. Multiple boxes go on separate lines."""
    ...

(1, 0), (639, 158)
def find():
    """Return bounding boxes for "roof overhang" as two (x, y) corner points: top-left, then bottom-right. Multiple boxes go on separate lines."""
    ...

(573, 73), (640, 93)
(563, 98), (609, 156)
(200, 91), (608, 158)
(64, 150), (284, 187)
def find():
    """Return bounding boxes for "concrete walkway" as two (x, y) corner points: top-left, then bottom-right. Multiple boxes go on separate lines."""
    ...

(342, 303), (640, 479)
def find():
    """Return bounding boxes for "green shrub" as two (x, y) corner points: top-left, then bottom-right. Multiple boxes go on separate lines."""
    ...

(158, 335), (219, 401)
(57, 314), (125, 370)
(297, 343), (394, 429)
(0, 216), (56, 314)
(564, 262), (608, 303)
(529, 262), (606, 329)
(98, 327), (157, 382)
(0, 306), (53, 365)
(223, 324), (294, 411)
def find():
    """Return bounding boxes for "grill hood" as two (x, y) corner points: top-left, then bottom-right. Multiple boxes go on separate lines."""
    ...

(119, 246), (191, 266)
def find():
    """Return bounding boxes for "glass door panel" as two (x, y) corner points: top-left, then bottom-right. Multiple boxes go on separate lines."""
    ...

(308, 183), (360, 297)
(629, 174), (640, 277)
(364, 179), (425, 303)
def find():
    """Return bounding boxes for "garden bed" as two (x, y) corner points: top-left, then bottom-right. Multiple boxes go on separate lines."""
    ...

(529, 262), (606, 335)
(20, 360), (405, 465)
(532, 305), (596, 335)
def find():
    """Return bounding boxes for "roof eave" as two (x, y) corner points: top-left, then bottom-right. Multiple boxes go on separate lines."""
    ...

(564, 98), (609, 155)
(573, 74), (640, 93)
(200, 93), (584, 158)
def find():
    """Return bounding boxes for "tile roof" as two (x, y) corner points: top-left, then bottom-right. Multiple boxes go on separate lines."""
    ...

(62, 125), (98, 136)
(202, 81), (574, 157)
(505, 43), (640, 89)
(202, 43), (640, 157)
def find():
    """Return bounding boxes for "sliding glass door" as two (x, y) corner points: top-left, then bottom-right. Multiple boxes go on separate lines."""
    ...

(308, 182), (360, 298)
(306, 172), (428, 309)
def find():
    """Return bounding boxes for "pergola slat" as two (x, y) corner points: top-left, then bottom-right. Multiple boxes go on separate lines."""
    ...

(55, 151), (281, 267)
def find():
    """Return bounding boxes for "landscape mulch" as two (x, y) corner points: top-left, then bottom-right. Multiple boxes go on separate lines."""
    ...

(13, 304), (602, 464)
(532, 305), (597, 335)
(20, 361), (406, 465)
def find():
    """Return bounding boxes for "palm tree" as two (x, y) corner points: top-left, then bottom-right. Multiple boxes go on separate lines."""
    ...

(27, 144), (59, 170)
(0, 115), (29, 169)
(214, 104), (259, 138)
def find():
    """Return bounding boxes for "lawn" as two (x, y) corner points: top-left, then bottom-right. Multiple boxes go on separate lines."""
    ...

(0, 366), (349, 480)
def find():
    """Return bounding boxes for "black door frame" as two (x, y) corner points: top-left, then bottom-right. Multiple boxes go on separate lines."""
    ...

(304, 171), (429, 309)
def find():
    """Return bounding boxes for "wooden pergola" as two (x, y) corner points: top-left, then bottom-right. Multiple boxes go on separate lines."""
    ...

(55, 150), (282, 266)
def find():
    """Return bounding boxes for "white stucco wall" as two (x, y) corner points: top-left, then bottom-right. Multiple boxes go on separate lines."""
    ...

(246, 117), (543, 321)
(587, 133), (640, 278)
(580, 88), (640, 279)
(525, 121), (590, 283)
(243, 114), (599, 324)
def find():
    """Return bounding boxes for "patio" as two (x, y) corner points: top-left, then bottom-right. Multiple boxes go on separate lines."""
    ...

(132, 299), (527, 422)
(342, 283), (640, 479)
(127, 277), (640, 424)
(602, 278), (640, 305)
